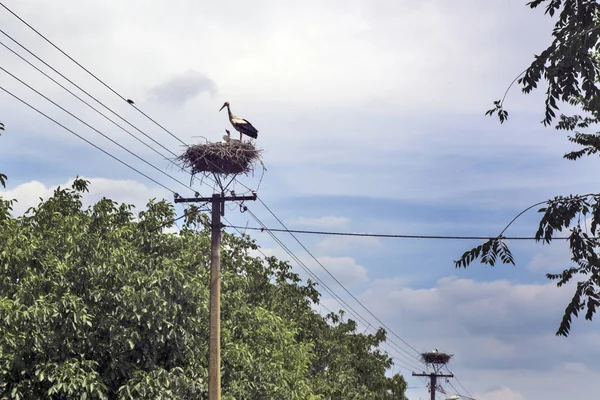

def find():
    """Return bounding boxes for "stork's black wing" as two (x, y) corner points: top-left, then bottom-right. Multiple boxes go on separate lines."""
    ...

(241, 119), (258, 138)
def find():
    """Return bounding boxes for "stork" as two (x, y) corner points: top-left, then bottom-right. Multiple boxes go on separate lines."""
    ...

(219, 102), (258, 141)
(222, 129), (240, 144)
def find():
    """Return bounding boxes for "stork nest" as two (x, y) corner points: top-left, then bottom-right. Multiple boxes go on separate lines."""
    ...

(420, 352), (453, 365)
(177, 140), (263, 176)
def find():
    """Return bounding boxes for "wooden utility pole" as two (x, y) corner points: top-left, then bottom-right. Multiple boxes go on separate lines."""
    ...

(175, 191), (256, 400)
(412, 371), (454, 400)
(208, 194), (222, 400)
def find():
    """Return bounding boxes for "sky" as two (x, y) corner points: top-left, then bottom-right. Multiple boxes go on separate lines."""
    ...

(1, 0), (599, 398)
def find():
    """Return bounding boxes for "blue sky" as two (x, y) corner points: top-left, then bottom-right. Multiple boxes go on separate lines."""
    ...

(2, 1), (600, 399)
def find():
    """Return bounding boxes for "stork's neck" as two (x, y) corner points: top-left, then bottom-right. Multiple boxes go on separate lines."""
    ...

(226, 104), (234, 120)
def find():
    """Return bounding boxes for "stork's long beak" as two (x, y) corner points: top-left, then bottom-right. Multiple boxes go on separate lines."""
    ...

(219, 103), (226, 112)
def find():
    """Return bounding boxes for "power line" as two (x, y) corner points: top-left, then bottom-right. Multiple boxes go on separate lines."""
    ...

(164, 207), (425, 371)
(161, 211), (423, 372)
(140, 200), (438, 367)
(0, 32), (233, 200)
(241, 208), (426, 371)
(453, 375), (474, 399)
(149, 207), (426, 371)
(244, 208), (424, 366)
(0, 2), (187, 147)
(0, 38), (178, 162)
(172, 211), (423, 372)
(0, 28), (181, 158)
(0, 65), (196, 195)
(443, 366), (475, 400)
(253, 198), (425, 362)
(222, 224), (573, 241)
(244, 208), (371, 327)
(0, 85), (175, 193)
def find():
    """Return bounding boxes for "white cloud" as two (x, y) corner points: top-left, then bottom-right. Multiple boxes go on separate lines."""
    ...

(315, 256), (369, 287)
(254, 245), (369, 288)
(527, 240), (572, 272)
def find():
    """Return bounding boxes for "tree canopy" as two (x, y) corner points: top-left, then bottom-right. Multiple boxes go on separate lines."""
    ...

(0, 175), (408, 399)
(459, 0), (600, 336)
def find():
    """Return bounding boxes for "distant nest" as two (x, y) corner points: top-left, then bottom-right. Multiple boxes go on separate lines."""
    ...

(420, 352), (453, 365)
(178, 140), (263, 177)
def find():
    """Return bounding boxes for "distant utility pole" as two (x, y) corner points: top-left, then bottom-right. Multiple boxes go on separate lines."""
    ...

(175, 191), (256, 400)
(412, 349), (455, 400)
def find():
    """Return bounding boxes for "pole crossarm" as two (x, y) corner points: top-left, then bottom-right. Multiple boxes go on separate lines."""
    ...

(173, 193), (257, 203)
(412, 373), (454, 378)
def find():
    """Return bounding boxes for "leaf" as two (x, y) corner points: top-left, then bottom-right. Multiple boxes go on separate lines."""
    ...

(455, 237), (515, 268)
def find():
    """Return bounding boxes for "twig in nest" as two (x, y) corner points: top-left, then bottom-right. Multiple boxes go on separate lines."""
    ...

(420, 352), (453, 365)
(177, 140), (263, 177)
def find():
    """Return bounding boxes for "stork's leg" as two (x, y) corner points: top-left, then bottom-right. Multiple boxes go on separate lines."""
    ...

(239, 132), (243, 142)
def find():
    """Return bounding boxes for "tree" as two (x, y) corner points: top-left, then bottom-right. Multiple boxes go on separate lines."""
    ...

(457, 0), (600, 336)
(308, 312), (408, 400)
(0, 177), (407, 399)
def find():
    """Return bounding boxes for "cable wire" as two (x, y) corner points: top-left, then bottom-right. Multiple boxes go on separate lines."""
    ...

(0, 65), (196, 195)
(244, 207), (426, 370)
(0, 38), (178, 162)
(244, 208), (371, 327)
(222, 216), (423, 372)
(443, 366), (475, 399)
(0, 85), (175, 193)
(222, 224), (574, 241)
(0, 28), (181, 157)
(453, 374), (474, 399)
(0, 4), (253, 199)
(255, 197), (424, 359)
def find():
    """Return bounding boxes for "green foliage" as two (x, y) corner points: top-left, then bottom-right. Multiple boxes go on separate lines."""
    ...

(455, 237), (515, 268)
(308, 312), (408, 400)
(0, 178), (407, 399)
(487, 0), (600, 127)
(462, 1), (600, 337)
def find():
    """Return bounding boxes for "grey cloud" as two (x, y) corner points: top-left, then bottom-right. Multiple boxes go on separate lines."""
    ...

(149, 70), (217, 106)
(356, 277), (600, 372)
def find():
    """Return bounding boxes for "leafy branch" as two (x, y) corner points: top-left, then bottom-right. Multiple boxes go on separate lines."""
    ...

(474, 1), (600, 336)
(456, 192), (600, 336)
(485, 69), (528, 124)
(487, 1), (600, 126)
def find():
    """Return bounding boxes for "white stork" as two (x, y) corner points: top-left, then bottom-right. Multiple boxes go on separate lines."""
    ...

(219, 102), (258, 141)
(222, 129), (240, 144)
